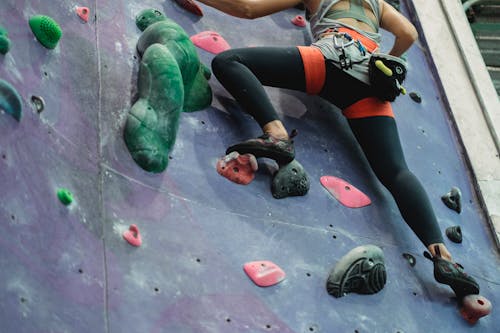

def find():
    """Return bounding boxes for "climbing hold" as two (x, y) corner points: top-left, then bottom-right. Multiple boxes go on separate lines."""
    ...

(0, 25), (11, 54)
(0, 79), (22, 121)
(402, 253), (416, 267)
(216, 151), (258, 185)
(291, 15), (306, 27)
(123, 224), (142, 247)
(57, 188), (73, 206)
(0, 36), (10, 55)
(243, 261), (286, 287)
(174, 0), (204, 16)
(30, 95), (45, 113)
(76, 6), (90, 23)
(446, 225), (463, 243)
(271, 159), (309, 199)
(190, 31), (231, 55)
(441, 186), (462, 213)
(460, 294), (492, 324)
(409, 91), (422, 103)
(135, 9), (167, 32)
(320, 175), (371, 208)
(326, 244), (387, 298)
(126, 9), (212, 173)
(29, 15), (62, 49)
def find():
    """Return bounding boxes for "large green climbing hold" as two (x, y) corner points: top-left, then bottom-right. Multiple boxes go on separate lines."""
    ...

(0, 79), (22, 121)
(0, 25), (11, 54)
(124, 44), (184, 173)
(29, 15), (62, 49)
(135, 9), (212, 113)
(124, 9), (212, 173)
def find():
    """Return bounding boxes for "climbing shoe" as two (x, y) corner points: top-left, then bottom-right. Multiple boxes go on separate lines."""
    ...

(424, 250), (479, 299)
(226, 132), (295, 165)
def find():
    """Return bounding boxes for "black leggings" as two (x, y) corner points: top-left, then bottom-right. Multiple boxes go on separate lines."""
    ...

(212, 47), (443, 247)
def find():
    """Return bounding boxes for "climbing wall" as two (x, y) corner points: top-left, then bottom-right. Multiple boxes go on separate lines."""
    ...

(0, 1), (498, 332)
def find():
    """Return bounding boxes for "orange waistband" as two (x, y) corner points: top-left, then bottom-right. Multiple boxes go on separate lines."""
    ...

(321, 27), (379, 53)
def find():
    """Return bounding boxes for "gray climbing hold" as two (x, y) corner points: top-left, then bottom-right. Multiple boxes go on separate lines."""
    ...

(326, 244), (387, 298)
(271, 159), (309, 199)
(441, 186), (462, 213)
(402, 253), (416, 267)
(446, 225), (463, 243)
(0, 79), (22, 121)
(31, 95), (45, 113)
(409, 91), (422, 103)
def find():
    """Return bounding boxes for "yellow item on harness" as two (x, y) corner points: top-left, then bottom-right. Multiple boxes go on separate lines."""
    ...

(375, 60), (393, 76)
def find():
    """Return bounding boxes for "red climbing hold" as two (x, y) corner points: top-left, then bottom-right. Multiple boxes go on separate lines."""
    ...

(217, 151), (258, 185)
(320, 175), (372, 208)
(174, 0), (204, 16)
(76, 6), (90, 22)
(190, 31), (231, 54)
(460, 294), (492, 324)
(123, 224), (142, 247)
(243, 261), (286, 287)
(291, 15), (306, 27)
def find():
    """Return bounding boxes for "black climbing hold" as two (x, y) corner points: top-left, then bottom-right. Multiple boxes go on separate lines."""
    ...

(402, 253), (416, 267)
(31, 95), (45, 113)
(441, 186), (462, 213)
(409, 92), (422, 103)
(326, 245), (387, 298)
(271, 159), (309, 199)
(446, 225), (463, 243)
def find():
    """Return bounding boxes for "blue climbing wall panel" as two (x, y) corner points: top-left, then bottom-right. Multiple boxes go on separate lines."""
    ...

(0, 1), (498, 332)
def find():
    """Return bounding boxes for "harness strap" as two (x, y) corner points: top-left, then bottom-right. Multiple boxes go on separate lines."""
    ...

(336, 27), (378, 53)
(342, 97), (394, 119)
(297, 46), (326, 95)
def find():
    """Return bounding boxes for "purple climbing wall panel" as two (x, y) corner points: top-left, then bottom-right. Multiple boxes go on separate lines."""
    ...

(0, 1), (498, 332)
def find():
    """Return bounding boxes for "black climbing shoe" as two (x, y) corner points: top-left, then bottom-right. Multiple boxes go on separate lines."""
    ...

(226, 132), (295, 165)
(424, 250), (479, 299)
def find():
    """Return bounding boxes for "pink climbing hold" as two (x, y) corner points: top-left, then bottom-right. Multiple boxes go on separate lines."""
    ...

(291, 15), (306, 27)
(123, 224), (142, 247)
(243, 261), (286, 287)
(320, 175), (372, 208)
(460, 294), (492, 324)
(76, 6), (90, 22)
(190, 31), (231, 54)
(217, 151), (258, 185)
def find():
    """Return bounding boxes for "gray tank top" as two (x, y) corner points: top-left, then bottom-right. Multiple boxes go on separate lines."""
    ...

(308, 0), (382, 43)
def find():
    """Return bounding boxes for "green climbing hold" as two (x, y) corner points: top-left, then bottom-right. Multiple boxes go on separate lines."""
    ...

(29, 15), (62, 49)
(135, 8), (167, 32)
(0, 25), (11, 54)
(124, 9), (212, 173)
(57, 188), (73, 206)
(0, 79), (22, 121)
